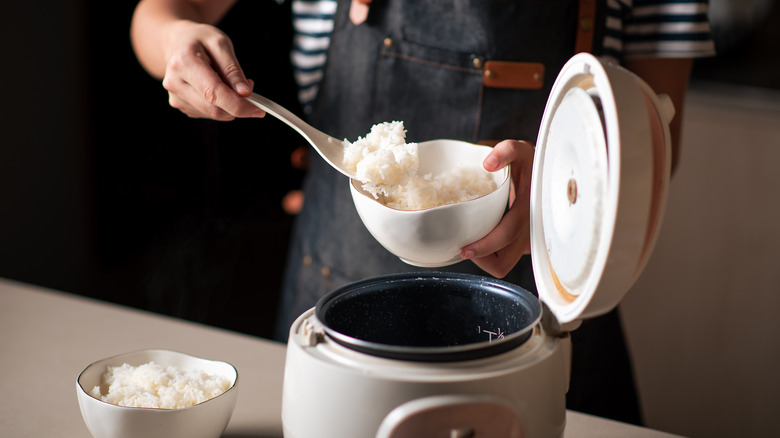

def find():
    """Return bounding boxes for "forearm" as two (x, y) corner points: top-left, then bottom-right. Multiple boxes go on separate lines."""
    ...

(622, 57), (694, 174)
(130, 0), (237, 79)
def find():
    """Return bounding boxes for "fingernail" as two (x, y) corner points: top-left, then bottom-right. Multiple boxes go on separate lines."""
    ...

(235, 81), (251, 95)
(484, 155), (500, 170)
(462, 249), (475, 259)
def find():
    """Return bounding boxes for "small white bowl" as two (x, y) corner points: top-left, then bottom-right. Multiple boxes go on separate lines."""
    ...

(76, 349), (238, 438)
(350, 139), (510, 267)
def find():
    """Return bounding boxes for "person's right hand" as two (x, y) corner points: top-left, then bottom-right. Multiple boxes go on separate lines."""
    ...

(160, 20), (265, 121)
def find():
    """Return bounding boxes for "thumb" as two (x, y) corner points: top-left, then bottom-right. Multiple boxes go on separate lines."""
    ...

(223, 60), (252, 96)
(208, 36), (252, 96)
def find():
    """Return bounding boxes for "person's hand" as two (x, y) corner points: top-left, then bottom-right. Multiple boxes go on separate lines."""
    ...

(161, 20), (265, 120)
(461, 140), (534, 278)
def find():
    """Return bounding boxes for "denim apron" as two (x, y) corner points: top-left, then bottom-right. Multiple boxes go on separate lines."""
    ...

(278, 0), (642, 425)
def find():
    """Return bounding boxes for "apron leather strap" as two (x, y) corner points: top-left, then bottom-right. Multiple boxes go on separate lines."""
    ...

(575, 0), (597, 53)
(483, 61), (545, 90)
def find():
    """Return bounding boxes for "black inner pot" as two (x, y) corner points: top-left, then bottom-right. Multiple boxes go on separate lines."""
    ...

(315, 272), (542, 362)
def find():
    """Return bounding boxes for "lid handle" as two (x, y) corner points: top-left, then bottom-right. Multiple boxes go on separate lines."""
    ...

(657, 94), (676, 125)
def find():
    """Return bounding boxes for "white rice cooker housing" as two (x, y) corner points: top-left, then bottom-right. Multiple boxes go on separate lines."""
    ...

(281, 53), (674, 438)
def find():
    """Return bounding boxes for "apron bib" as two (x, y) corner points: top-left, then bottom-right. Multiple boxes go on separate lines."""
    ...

(280, 0), (602, 331)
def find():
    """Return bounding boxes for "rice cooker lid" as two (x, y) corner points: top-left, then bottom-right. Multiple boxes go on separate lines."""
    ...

(531, 53), (674, 324)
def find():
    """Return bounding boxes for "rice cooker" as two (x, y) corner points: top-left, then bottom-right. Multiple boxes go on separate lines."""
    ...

(281, 53), (675, 438)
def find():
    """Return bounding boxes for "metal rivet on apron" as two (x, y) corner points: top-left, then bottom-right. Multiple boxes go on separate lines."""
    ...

(383, 37), (394, 48)
(449, 428), (476, 438)
(533, 72), (542, 82)
(321, 267), (331, 278)
(579, 17), (594, 32)
(303, 255), (312, 266)
(484, 69), (494, 79)
(472, 57), (484, 68)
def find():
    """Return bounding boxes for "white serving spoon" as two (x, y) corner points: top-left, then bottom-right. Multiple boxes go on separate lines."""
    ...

(245, 93), (357, 179)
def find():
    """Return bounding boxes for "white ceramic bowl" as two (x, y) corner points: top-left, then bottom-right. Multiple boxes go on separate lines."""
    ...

(350, 139), (511, 267)
(76, 349), (238, 438)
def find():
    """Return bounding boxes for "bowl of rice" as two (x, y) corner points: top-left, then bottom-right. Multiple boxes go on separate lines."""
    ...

(76, 349), (238, 438)
(346, 123), (510, 267)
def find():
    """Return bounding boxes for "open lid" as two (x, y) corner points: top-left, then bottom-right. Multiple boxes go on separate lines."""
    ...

(531, 53), (674, 324)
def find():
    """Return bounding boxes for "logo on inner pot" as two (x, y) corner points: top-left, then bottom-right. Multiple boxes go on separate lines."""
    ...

(477, 326), (505, 342)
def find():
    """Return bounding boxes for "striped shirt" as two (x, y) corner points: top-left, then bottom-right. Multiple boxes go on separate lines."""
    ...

(290, 0), (715, 112)
(602, 0), (716, 61)
(291, 0), (337, 112)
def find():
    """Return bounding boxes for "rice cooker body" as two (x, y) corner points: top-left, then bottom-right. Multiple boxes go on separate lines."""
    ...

(282, 307), (571, 438)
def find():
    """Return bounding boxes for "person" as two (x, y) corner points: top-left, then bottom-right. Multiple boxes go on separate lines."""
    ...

(131, 0), (714, 425)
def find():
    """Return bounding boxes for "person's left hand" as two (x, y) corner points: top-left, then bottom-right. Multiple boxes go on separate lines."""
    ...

(461, 140), (535, 278)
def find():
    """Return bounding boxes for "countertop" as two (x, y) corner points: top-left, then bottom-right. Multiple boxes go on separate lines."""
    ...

(0, 277), (683, 437)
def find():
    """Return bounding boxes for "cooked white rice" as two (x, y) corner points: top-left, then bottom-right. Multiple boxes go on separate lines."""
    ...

(345, 121), (497, 210)
(90, 361), (231, 409)
(378, 164), (497, 210)
(343, 121), (418, 185)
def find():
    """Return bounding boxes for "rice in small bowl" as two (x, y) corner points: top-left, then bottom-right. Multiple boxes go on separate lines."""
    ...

(349, 138), (511, 267)
(76, 349), (238, 438)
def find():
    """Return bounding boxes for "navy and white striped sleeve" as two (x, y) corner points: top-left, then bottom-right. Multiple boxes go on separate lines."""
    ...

(291, 0), (337, 112)
(602, 0), (716, 62)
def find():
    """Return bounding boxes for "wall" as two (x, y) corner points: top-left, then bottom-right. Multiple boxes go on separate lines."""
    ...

(0, 0), (304, 340)
(621, 82), (780, 437)
(1, 0), (92, 292)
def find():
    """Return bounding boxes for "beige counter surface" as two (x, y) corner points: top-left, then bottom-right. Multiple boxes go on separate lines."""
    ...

(0, 278), (682, 437)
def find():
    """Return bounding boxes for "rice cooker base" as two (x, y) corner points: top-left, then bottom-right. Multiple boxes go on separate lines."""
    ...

(282, 308), (572, 438)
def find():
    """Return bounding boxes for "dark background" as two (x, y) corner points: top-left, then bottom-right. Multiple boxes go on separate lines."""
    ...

(1, 0), (778, 340)
(1, 0), (304, 340)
